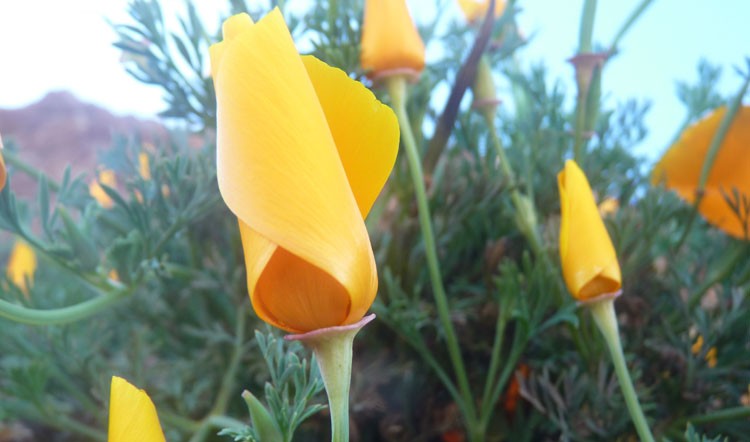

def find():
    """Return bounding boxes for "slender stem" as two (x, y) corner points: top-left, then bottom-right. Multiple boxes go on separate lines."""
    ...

(684, 406), (750, 425)
(481, 297), (509, 408)
(387, 76), (477, 428)
(608, 0), (655, 53)
(482, 111), (544, 257)
(3, 150), (61, 191)
(209, 305), (247, 416)
(0, 290), (129, 325)
(589, 299), (655, 442)
(578, 0), (598, 53)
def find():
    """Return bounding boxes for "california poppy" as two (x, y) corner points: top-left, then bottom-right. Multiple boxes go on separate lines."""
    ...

(361, 0), (425, 80)
(210, 10), (399, 333)
(652, 106), (750, 239)
(558, 160), (621, 301)
(108, 377), (165, 442)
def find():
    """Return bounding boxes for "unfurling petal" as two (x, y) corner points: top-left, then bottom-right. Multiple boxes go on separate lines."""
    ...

(212, 10), (396, 333)
(558, 160), (621, 300)
(361, 0), (425, 78)
(108, 377), (166, 442)
(652, 106), (750, 239)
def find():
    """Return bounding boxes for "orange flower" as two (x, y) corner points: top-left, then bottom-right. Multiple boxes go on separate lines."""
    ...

(89, 170), (117, 208)
(652, 106), (750, 239)
(361, 0), (425, 80)
(108, 377), (165, 442)
(558, 160), (622, 301)
(210, 11), (399, 333)
(457, 0), (506, 23)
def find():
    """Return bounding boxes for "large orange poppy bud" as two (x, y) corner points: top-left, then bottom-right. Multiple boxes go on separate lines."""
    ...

(210, 10), (399, 333)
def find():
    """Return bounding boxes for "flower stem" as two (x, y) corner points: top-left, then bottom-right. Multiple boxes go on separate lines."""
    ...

(578, 0), (598, 54)
(386, 76), (478, 430)
(589, 298), (655, 442)
(0, 289), (129, 325)
(286, 315), (376, 442)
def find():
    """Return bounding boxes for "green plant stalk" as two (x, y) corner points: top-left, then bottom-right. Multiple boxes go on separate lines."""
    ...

(3, 150), (61, 191)
(387, 75), (478, 433)
(0, 290), (129, 325)
(589, 298), (655, 442)
(481, 295), (510, 409)
(578, 0), (598, 53)
(674, 72), (750, 250)
(208, 305), (247, 417)
(482, 110), (544, 257)
(287, 316), (375, 442)
(608, 0), (655, 53)
(683, 406), (750, 425)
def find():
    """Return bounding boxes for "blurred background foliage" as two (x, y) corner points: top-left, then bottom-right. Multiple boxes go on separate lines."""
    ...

(0, 0), (748, 441)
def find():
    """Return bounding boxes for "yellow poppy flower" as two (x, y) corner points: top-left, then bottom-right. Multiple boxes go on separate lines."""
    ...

(598, 197), (619, 217)
(108, 376), (166, 442)
(89, 169), (117, 208)
(457, 0), (506, 23)
(652, 106), (750, 239)
(7, 240), (36, 295)
(558, 160), (622, 301)
(210, 10), (399, 333)
(139, 153), (151, 181)
(361, 0), (425, 80)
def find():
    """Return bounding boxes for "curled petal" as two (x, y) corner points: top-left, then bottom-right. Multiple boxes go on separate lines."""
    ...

(212, 10), (380, 332)
(558, 160), (621, 300)
(108, 377), (166, 442)
(652, 106), (750, 239)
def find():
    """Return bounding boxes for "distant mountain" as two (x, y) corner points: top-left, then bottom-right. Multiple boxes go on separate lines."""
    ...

(0, 91), (167, 196)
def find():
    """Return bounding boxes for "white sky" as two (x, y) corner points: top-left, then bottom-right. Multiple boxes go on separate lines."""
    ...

(0, 0), (748, 160)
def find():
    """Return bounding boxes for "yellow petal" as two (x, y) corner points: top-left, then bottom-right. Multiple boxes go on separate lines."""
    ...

(558, 160), (621, 300)
(212, 10), (379, 333)
(139, 153), (151, 181)
(361, 0), (425, 78)
(90, 170), (117, 208)
(7, 240), (36, 295)
(108, 376), (166, 442)
(209, 13), (255, 79)
(301, 55), (399, 218)
(457, 0), (506, 22)
(652, 106), (750, 239)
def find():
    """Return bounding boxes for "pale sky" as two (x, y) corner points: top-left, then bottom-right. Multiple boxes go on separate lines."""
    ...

(0, 0), (748, 160)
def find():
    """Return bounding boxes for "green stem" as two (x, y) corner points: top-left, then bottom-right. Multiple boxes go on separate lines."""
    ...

(387, 76), (478, 430)
(288, 316), (375, 442)
(209, 304), (247, 416)
(482, 111), (544, 257)
(589, 299), (655, 442)
(481, 296), (510, 409)
(3, 150), (61, 192)
(578, 0), (598, 53)
(0, 290), (129, 325)
(684, 406), (750, 425)
(608, 0), (655, 53)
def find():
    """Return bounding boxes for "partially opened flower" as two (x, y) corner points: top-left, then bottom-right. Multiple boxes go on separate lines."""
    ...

(457, 0), (506, 23)
(89, 169), (117, 208)
(210, 10), (399, 333)
(139, 153), (151, 181)
(558, 160), (621, 301)
(7, 240), (36, 295)
(108, 376), (165, 442)
(361, 0), (425, 80)
(652, 106), (750, 239)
